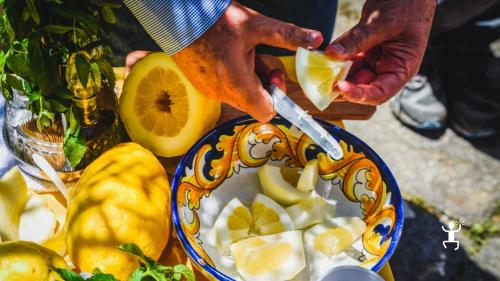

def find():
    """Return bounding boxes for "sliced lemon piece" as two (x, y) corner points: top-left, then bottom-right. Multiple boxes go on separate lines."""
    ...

(252, 194), (294, 236)
(259, 163), (309, 206)
(18, 193), (58, 244)
(0, 167), (29, 241)
(120, 52), (221, 157)
(304, 217), (366, 257)
(297, 159), (319, 192)
(230, 231), (306, 281)
(296, 47), (352, 111)
(286, 194), (336, 229)
(212, 198), (252, 255)
(212, 194), (293, 255)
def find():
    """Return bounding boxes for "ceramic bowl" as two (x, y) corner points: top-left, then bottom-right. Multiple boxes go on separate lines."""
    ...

(172, 116), (403, 280)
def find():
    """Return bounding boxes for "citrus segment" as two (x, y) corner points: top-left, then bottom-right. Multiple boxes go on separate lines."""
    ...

(286, 194), (336, 229)
(297, 159), (319, 192)
(296, 47), (352, 111)
(304, 217), (366, 257)
(230, 231), (306, 281)
(212, 194), (293, 255)
(251, 194), (294, 235)
(258, 163), (309, 206)
(212, 198), (252, 254)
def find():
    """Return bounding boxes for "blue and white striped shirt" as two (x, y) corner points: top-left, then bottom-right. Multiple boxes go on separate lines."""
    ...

(123, 0), (232, 55)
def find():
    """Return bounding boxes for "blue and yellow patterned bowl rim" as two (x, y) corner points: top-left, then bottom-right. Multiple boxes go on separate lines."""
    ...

(172, 115), (404, 280)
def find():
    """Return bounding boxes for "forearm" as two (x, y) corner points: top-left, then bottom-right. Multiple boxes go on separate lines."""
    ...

(123, 0), (231, 55)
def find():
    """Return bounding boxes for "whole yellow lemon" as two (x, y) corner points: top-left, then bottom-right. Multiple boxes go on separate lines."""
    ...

(64, 142), (170, 280)
(0, 241), (68, 281)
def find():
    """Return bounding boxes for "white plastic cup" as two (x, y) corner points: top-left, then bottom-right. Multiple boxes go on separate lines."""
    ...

(318, 266), (385, 281)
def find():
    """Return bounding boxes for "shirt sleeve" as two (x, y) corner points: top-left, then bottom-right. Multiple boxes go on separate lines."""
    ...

(123, 0), (232, 55)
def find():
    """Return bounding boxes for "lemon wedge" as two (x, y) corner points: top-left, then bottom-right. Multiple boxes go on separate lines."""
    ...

(297, 159), (319, 192)
(230, 231), (306, 281)
(0, 167), (29, 241)
(304, 217), (366, 257)
(212, 194), (293, 255)
(259, 163), (309, 206)
(295, 47), (352, 111)
(286, 194), (336, 229)
(212, 198), (252, 254)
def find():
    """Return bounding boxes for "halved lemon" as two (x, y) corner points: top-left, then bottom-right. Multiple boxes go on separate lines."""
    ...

(304, 217), (366, 257)
(230, 230), (306, 281)
(259, 163), (309, 206)
(212, 194), (293, 255)
(119, 52), (221, 157)
(286, 194), (336, 229)
(296, 47), (352, 111)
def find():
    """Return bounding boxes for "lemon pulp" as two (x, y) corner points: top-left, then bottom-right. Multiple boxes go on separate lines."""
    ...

(296, 47), (352, 111)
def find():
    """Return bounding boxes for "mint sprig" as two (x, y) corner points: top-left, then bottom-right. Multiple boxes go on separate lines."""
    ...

(55, 243), (195, 281)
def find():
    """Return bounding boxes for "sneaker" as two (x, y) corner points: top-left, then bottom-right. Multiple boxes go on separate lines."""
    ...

(391, 74), (447, 130)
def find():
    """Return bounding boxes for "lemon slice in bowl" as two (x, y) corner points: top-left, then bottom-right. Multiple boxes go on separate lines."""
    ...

(212, 194), (293, 255)
(304, 217), (366, 257)
(212, 198), (252, 254)
(295, 47), (352, 111)
(230, 230), (306, 281)
(297, 159), (319, 192)
(119, 52), (221, 157)
(259, 163), (310, 206)
(251, 194), (294, 236)
(286, 194), (336, 229)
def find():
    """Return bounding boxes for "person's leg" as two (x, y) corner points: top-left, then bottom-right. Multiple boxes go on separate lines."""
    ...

(391, 0), (499, 132)
(443, 3), (500, 138)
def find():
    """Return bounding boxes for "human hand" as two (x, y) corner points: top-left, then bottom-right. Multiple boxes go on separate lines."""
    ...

(326, 0), (436, 106)
(171, 2), (323, 122)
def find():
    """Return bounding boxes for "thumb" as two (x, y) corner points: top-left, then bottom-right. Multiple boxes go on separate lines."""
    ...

(249, 15), (323, 50)
(325, 22), (389, 60)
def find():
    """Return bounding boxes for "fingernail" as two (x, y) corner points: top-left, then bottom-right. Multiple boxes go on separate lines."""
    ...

(306, 32), (322, 48)
(328, 43), (346, 55)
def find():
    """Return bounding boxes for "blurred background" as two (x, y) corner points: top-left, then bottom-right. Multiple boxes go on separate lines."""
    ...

(336, 1), (500, 280)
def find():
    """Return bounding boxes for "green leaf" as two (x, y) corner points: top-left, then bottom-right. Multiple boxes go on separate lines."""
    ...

(118, 244), (147, 261)
(128, 268), (144, 281)
(119, 243), (157, 267)
(88, 273), (118, 281)
(37, 109), (55, 131)
(44, 25), (75, 34)
(25, 0), (40, 24)
(48, 99), (68, 113)
(75, 53), (90, 88)
(90, 61), (101, 89)
(55, 87), (73, 100)
(5, 73), (24, 91)
(53, 268), (85, 281)
(173, 264), (195, 281)
(64, 131), (87, 168)
(29, 90), (42, 102)
(5, 49), (32, 79)
(100, 6), (116, 24)
(28, 38), (47, 94)
(97, 59), (115, 88)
